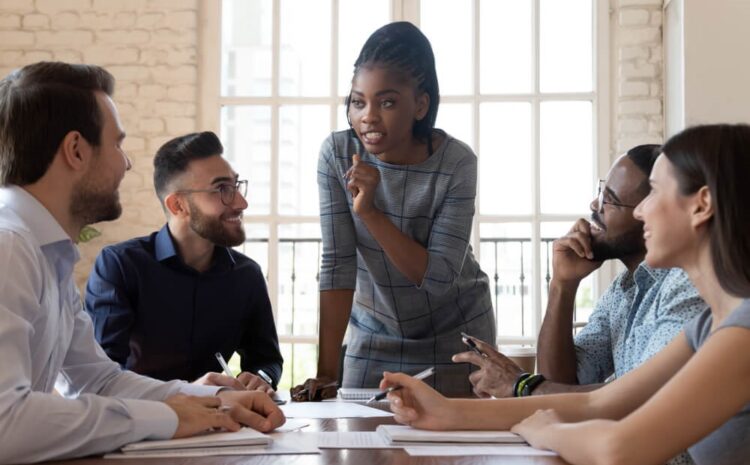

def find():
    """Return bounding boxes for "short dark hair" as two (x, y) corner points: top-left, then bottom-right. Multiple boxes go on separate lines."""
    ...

(153, 131), (224, 203)
(662, 124), (750, 297)
(346, 21), (440, 154)
(0, 61), (114, 186)
(625, 144), (661, 196)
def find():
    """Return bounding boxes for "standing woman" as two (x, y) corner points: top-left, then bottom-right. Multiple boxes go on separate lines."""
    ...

(383, 124), (750, 465)
(297, 22), (495, 396)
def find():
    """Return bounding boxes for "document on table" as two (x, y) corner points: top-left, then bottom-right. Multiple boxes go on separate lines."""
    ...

(377, 424), (525, 444)
(404, 445), (558, 457)
(104, 439), (320, 459)
(274, 419), (310, 432)
(280, 401), (392, 418)
(315, 431), (401, 449)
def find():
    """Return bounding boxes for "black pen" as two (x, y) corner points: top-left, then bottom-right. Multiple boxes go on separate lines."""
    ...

(367, 367), (435, 403)
(461, 332), (487, 358)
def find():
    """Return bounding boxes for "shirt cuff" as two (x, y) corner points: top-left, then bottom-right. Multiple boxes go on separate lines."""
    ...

(124, 399), (178, 441)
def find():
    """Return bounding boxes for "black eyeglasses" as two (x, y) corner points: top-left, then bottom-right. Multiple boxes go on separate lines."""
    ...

(177, 180), (248, 206)
(596, 180), (638, 211)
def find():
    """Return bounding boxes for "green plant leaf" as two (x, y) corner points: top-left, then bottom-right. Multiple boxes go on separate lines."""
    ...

(78, 226), (102, 243)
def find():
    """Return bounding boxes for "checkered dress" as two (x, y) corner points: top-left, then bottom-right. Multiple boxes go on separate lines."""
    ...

(318, 129), (495, 395)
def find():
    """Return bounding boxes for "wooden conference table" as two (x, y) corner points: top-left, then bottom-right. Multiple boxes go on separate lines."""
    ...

(40, 413), (570, 465)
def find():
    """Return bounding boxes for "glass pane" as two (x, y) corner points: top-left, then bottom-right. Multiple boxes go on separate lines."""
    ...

(279, 343), (318, 389)
(336, 103), (349, 131)
(277, 224), (322, 339)
(235, 223), (269, 278)
(479, 102), (532, 215)
(540, 0), (593, 92)
(421, 0), (472, 95)
(540, 101), (593, 214)
(280, 0), (331, 96)
(338, 0), (390, 97)
(221, 0), (272, 97)
(278, 105), (330, 215)
(436, 103), (473, 151)
(540, 222), (596, 325)
(221, 105), (272, 215)
(479, 223), (532, 338)
(480, 0), (532, 94)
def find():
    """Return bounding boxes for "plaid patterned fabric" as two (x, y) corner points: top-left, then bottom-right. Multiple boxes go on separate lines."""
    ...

(318, 130), (495, 394)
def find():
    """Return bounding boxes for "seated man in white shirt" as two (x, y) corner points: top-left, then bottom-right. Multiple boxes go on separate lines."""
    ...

(0, 61), (285, 464)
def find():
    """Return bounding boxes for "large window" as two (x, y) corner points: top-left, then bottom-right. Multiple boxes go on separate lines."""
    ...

(200, 0), (610, 388)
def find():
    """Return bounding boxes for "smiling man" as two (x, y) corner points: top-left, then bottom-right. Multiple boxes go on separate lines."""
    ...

(455, 144), (708, 400)
(85, 132), (282, 392)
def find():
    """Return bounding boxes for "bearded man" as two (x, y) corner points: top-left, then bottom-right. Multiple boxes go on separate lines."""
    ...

(454, 145), (708, 397)
(85, 131), (282, 392)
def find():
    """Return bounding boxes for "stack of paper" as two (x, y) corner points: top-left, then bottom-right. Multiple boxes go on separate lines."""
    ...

(376, 424), (525, 444)
(115, 428), (270, 457)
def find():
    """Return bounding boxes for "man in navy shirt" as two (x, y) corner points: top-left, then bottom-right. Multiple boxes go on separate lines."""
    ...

(85, 131), (282, 391)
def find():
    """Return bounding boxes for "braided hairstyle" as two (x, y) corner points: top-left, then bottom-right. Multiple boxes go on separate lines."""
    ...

(346, 22), (440, 155)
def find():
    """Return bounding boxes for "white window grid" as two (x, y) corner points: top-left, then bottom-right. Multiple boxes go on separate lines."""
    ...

(198, 0), (612, 351)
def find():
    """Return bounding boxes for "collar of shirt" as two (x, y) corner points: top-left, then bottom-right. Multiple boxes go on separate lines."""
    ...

(153, 224), (236, 273)
(618, 261), (670, 290)
(0, 186), (79, 280)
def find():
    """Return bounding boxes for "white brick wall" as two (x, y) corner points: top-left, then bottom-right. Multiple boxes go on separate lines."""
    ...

(612, 0), (664, 153)
(0, 0), (666, 288)
(0, 0), (199, 288)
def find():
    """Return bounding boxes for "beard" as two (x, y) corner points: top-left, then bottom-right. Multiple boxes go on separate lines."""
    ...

(70, 173), (122, 226)
(187, 199), (245, 247)
(590, 219), (646, 261)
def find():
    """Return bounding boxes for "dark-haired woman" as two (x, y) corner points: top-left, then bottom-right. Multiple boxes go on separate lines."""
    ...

(382, 123), (750, 465)
(296, 22), (495, 397)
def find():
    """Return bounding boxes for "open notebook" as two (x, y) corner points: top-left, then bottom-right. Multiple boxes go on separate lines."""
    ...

(337, 388), (383, 401)
(120, 427), (270, 453)
(376, 424), (525, 444)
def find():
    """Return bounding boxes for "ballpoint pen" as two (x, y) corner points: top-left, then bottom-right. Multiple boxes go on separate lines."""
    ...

(367, 366), (435, 403)
(214, 352), (234, 378)
(460, 332), (487, 358)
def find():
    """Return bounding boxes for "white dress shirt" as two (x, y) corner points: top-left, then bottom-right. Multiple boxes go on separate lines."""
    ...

(0, 186), (219, 464)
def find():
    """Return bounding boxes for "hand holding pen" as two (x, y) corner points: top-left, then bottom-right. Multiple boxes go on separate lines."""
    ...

(368, 366), (435, 403)
(379, 369), (460, 431)
(207, 352), (277, 395)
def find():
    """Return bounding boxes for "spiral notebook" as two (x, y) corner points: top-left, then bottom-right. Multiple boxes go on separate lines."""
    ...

(337, 388), (383, 401)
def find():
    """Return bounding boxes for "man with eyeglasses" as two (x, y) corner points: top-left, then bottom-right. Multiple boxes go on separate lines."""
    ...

(85, 131), (283, 393)
(455, 145), (707, 397)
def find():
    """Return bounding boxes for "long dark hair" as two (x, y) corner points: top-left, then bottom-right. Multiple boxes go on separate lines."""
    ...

(662, 124), (750, 297)
(346, 21), (440, 154)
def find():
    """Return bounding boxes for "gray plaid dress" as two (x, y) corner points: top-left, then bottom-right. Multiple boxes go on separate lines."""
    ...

(317, 129), (496, 395)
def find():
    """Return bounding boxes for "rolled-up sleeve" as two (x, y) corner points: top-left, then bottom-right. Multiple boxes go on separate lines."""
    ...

(318, 135), (358, 291)
(417, 153), (477, 296)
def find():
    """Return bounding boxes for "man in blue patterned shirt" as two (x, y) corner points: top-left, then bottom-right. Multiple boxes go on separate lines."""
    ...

(455, 144), (707, 395)
(455, 145), (706, 464)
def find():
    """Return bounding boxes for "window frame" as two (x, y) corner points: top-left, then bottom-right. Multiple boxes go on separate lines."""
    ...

(198, 0), (612, 349)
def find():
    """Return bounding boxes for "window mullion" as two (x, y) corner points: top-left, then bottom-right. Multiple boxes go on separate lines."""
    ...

(530, 0), (542, 338)
(268, 0), (281, 321)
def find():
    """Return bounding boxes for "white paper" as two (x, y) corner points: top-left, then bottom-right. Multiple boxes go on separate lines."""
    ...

(121, 427), (269, 452)
(280, 401), (392, 418)
(315, 432), (400, 449)
(273, 419), (310, 432)
(104, 439), (319, 459)
(404, 445), (558, 457)
(377, 424), (525, 444)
